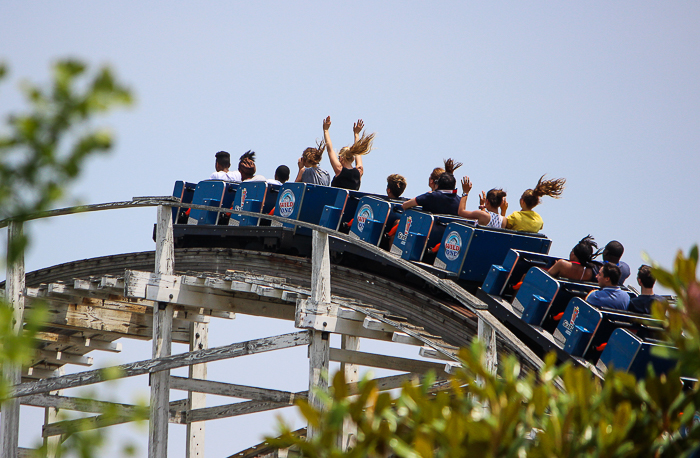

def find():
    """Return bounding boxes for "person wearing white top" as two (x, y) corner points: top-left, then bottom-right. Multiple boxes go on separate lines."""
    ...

(209, 151), (240, 181)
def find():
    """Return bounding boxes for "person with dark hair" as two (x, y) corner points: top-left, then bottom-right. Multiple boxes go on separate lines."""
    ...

(402, 159), (463, 215)
(209, 151), (238, 181)
(295, 140), (331, 186)
(628, 265), (666, 314)
(505, 175), (566, 233)
(268, 165), (290, 185)
(599, 241), (630, 285)
(547, 235), (598, 282)
(386, 174), (407, 199)
(457, 176), (508, 228)
(232, 150), (266, 182)
(586, 263), (630, 310)
(324, 116), (374, 191)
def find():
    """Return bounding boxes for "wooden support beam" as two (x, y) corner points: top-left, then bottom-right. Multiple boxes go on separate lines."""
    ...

(185, 372), (441, 424)
(32, 350), (93, 367)
(41, 399), (182, 438)
(22, 393), (142, 416)
(187, 320), (207, 458)
(391, 332), (423, 346)
(340, 335), (359, 451)
(12, 332), (311, 398)
(43, 368), (63, 458)
(329, 348), (450, 375)
(307, 231), (331, 440)
(34, 332), (122, 353)
(124, 270), (296, 321)
(477, 317), (498, 379)
(419, 346), (456, 361)
(2, 220), (25, 458)
(150, 204), (175, 458)
(170, 376), (303, 404)
(27, 297), (191, 343)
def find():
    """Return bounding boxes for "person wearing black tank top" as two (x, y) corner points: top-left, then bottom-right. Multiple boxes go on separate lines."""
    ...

(323, 116), (374, 191)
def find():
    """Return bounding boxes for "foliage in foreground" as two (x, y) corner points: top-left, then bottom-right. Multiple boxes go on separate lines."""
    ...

(270, 246), (700, 458)
(0, 59), (138, 457)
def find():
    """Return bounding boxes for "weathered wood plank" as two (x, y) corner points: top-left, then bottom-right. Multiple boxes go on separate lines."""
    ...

(125, 270), (296, 321)
(308, 231), (331, 440)
(150, 204), (175, 458)
(329, 348), (450, 375)
(11, 331), (311, 398)
(2, 220), (24, 458)
(170, 376), (304, 404)
(23, 393), (141, 415)
(34, 332), (122, 353)
(187, 321), (207, 458)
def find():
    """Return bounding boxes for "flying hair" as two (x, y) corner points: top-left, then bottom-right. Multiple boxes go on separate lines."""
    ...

(572, 234), (598, 266)
(443, 158), (463, 175)
(302, 139), (326, 166)
(521, 174), (566, 209)
(339, 132), (375, 164)
(239, 150), (256, 163)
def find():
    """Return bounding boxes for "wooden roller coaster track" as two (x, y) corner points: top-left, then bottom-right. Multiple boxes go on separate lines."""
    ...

(0, 198), (549, 458)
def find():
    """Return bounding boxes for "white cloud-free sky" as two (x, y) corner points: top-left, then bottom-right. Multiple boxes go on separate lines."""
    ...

(2, 1), (699, 456)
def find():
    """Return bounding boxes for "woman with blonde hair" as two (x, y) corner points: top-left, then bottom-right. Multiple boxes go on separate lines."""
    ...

(295, 139), (331, 186)
(323, 116), (374, 191)
(506, 174), (566, 233)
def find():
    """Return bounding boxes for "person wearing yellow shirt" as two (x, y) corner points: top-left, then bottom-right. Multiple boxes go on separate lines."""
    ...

(505, 175), (565, 233)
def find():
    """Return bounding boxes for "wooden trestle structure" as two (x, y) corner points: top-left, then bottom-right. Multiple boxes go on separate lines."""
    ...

(0, 198), (547, 457)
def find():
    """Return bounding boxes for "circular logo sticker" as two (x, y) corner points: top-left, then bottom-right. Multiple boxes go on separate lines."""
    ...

(443, 231), (462, 261)
(278, 189), (296, 217)
(356, 204), (373, 232)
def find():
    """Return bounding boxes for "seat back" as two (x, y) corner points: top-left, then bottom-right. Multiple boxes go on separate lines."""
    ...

(514, 267), (560, 326)
(229, 181), (267, 227)
(554, 298), (664, 360)
(172, 181), (197, 223)
(436, 228), (551, 285)
(187, 180), (227, 225)
(349, 196), (391, 246)
(271, 183), (348, 235)
(482, 249), (559, 296)
(389, 210), (434, 261)
(597, 328), (676, 378)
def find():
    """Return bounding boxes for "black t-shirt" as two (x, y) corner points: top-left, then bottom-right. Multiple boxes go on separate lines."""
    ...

(331, 167), (361, 191)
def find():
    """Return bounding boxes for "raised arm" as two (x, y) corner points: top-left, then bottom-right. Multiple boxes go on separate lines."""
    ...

(324, 116), (343, 175)
(457, 177), (487, 223)
(295, 157), (305, 183)
(353, 119), (364, 176)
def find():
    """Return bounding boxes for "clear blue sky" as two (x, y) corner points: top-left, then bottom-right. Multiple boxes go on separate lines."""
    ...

(2, 1), (699, 456)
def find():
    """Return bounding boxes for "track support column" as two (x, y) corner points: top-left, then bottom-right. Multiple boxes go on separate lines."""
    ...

(186, 321), (208, 458)
(339, 335), (359, 450)
(1, 221), (25, 458)
(477, 317), (498, 376)
(149, 205), (175, 458)
(308, 231), (331, 439)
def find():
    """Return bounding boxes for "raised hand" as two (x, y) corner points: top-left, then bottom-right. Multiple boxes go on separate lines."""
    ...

(353, 119), (364, 135)
(479, 191), (487, 207)
(297, 156), (304, 170)
(461, 176), (472, 194)
(323, 116), (331, 131)
(500, 197), (509, 215)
